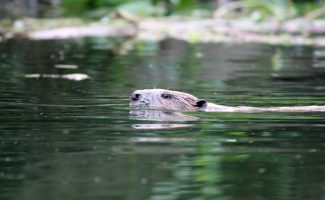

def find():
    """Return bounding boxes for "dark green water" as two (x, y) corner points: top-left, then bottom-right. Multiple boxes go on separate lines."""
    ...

(0, 38), (325, 200)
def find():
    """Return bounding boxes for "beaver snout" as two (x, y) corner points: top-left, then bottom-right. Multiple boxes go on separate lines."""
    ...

(131, 93), (141, 101)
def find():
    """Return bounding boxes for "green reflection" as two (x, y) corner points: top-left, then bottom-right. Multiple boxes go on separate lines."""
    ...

(0, 38), (324, 200)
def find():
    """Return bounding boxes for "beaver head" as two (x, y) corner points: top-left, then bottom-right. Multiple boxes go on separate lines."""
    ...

(130, 89), (207, 111)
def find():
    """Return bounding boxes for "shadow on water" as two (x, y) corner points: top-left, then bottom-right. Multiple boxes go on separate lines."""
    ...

(0, 37), (325, 200)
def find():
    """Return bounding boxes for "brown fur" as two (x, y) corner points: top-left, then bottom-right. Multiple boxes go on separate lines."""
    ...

(130, 89), (199, 111)
(130, 89), (325, 112)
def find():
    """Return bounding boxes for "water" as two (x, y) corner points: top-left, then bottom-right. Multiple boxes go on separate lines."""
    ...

(0, 38), (325, 200)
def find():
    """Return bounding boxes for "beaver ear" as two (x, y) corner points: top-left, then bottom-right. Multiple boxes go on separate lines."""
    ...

(195, 99), (207, 108)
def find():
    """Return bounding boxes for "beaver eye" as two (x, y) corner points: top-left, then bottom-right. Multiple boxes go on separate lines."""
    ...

(161, 93), (172, 99)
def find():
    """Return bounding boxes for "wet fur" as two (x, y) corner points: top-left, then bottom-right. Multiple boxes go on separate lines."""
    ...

(130, 89), (199, 111)
(130, 89), (325, 112)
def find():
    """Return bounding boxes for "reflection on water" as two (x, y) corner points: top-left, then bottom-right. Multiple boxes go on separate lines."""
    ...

(132, 123), (194, 130)
(129, 109), (198, 129)
(0, 38), (325, 200)
(130, 109), (199, 121)
(129, 108), (199, 129)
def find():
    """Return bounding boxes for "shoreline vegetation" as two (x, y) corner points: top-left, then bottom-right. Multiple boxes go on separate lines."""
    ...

(2, 1), (325, 46)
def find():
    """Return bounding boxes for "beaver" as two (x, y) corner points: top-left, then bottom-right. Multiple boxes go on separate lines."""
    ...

(130, 89), (325, 112)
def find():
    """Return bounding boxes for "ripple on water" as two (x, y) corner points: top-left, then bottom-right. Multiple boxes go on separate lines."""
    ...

(0, 39), (324, 200)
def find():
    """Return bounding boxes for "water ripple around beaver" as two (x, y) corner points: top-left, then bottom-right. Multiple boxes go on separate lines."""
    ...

(0, 38), (324, 200)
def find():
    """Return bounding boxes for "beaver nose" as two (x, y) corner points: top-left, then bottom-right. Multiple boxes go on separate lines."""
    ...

(131, 93), (141, 101)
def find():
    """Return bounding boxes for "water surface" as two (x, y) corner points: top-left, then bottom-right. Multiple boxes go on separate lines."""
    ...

(0, 38), (324, 200)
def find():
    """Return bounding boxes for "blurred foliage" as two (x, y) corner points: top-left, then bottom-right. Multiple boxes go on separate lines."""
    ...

(61, 0), (208, 18)
(215, 0), (325, 22)
(1, 0), (324, 21)
(293, 0), (322, 16)
(60, 0), (325, 22)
